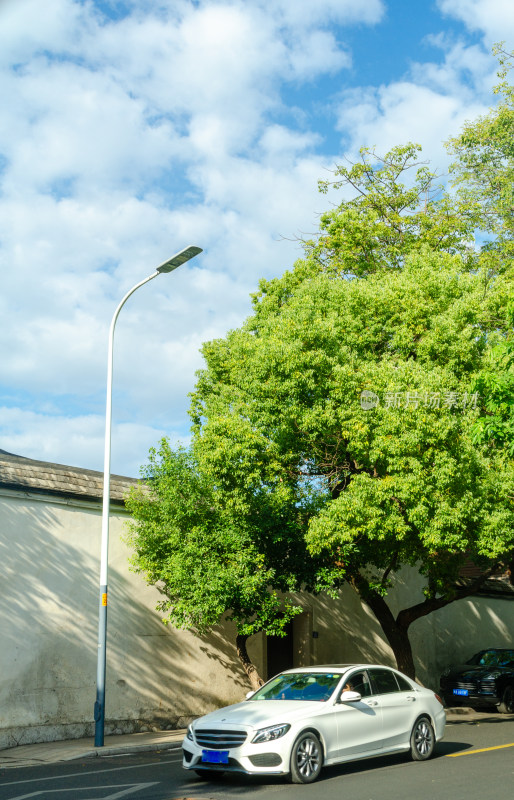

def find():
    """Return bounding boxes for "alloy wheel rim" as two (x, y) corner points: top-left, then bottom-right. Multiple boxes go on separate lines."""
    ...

(297, 737), (320, 778)
(415, 721), (433, 755)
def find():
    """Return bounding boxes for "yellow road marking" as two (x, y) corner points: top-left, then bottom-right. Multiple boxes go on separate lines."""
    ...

(447, 743), (514, 757)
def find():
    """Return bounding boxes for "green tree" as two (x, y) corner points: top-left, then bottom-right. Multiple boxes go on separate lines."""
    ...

(129, 49), (514, 682)
(309, 142), (477, 277)
(448, 43), (514, 587)
(448, 43), (514, 484)
(125, 440), (316, 689)
(471, 308), (514, 458)
(447, 44), (514, 275)
(190, 250), (514, 678)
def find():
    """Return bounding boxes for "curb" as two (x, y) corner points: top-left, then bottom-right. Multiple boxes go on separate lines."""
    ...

(445, 708), (514, 724)
(0, 732), (187, 770)
(445, 707), (476, 714)
(68, 740), (183, 761)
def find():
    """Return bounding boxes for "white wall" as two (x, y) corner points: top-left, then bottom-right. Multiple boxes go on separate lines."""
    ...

(1, 486), (512, 750)
(0, 488), (263, 750)
(299, 570), (514, 691)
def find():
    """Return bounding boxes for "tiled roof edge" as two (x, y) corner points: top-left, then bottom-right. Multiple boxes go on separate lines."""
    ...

(0, 450), (140, 505)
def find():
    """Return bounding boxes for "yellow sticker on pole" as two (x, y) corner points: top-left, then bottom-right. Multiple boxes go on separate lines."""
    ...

(102, 593), (108, 606)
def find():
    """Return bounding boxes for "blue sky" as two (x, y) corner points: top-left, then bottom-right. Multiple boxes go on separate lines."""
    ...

(0, 0), (513, 476)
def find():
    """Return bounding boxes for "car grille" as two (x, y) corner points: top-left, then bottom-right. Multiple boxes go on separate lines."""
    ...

(194, 728), (247, 749)
(443, 678), (499, 697)
(479, 679), (497, 695)
(195, 757), (243, 771)
(249, 753), (282, 767)
(445, 680), (477, 692)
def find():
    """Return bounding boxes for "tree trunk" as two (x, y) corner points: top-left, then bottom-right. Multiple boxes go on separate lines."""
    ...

(349, 563), (506, 681)
(236, 633), (265, 691)
(383, 623), (415, 678)
(349, 573), (416, 678)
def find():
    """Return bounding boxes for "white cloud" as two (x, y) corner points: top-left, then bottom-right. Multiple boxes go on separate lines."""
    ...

(0, 0), (503, 476)
(79, 2), (348, 127)
(334, 38), (497, 173)
(287, 30), (352, 78)
(0, 406), (181, 476)
(438, 0), (514, 43)
(0, 0), (88, 67)
(413, 37), (496, 98)
(0, 63), (181, 198)
(336, 81), (487, 168)
(250, 0), (385, 28)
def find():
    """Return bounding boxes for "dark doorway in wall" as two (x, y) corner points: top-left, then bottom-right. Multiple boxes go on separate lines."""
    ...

(266, 621), (294, 679)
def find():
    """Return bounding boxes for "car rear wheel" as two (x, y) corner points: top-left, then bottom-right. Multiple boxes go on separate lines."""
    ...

(289, 731), (322, 783)
(410, 716), (435, 761)
(498, 684), (514, 714)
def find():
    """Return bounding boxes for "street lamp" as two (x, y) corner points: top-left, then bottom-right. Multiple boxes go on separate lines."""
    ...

(94, 245), (203, 747)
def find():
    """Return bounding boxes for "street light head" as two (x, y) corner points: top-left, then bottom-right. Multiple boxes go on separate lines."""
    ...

(156, 245), (203, 273)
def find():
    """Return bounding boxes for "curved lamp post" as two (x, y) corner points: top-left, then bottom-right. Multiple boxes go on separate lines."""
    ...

(94, 245), (203, 747)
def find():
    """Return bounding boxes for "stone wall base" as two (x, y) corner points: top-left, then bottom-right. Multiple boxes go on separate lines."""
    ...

(0, 713), (194, 751)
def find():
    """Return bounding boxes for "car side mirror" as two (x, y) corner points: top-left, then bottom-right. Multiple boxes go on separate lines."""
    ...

(246, 690), (256, 699)
(339, 690), (362, 703)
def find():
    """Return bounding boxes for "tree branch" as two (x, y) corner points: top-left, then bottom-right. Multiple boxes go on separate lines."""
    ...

(396, 561), (507, 629)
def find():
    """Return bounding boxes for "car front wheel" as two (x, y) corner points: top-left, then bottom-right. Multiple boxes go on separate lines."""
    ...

(289, 731), (323, 783)
(498, 684), (514, 714)
(410, 716), (435, 761)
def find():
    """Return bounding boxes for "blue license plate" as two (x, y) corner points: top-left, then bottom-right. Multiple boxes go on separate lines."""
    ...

(202, 750), (229, 764)
(453, 688), (469, 696)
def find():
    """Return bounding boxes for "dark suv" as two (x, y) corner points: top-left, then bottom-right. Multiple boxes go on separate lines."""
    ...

(440, 648), (514, 713)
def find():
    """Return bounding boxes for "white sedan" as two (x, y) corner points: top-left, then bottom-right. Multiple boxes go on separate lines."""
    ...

(182, 664), (446, 783)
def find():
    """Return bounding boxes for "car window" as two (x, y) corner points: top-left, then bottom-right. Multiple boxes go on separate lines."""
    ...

(467, 649), (514, 667)
(369, 668), (400, 694)
(339, 670), (372, 698)
(251, 672), (342, 701)
(395, 673), (414, 691)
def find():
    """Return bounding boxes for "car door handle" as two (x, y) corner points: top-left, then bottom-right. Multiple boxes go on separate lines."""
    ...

(364, 700), (379, 707)
(406, 696), (416, 702)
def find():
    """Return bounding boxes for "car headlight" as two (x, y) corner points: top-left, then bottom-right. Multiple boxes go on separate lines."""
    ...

(186, 724), (194, 741)
(251, 724), (290, 744)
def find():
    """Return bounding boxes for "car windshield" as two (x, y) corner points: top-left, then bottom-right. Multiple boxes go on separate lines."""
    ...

(250, 672), (342, 702)
(466, 649), (514, 667)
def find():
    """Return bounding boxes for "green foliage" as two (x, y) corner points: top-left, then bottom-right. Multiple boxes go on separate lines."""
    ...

(192, 250), (514, 605)
(447, 45), (514, 274)
(129, 45), (514, 679)
(125, 440), (308, 639)
(471, 305), (514, 456)
(310, 143), (476, 277)
(447, 45), (514, 453)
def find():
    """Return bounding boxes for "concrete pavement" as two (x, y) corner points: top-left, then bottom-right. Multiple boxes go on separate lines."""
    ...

(0, 728), (186, 769)
(0, 708), (511, 770)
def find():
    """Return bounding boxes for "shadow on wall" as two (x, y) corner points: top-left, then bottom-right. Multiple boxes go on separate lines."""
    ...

(0, 496), (248, 749)
(428, 595), (514, 678)
(300, 588), (395, 668)
(289, 567), (514, 691)
(387, 566), (514, 688)
(3, 492), (510, 751)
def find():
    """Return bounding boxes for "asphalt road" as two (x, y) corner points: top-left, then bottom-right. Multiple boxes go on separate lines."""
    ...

(0, 717), (513, 800)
